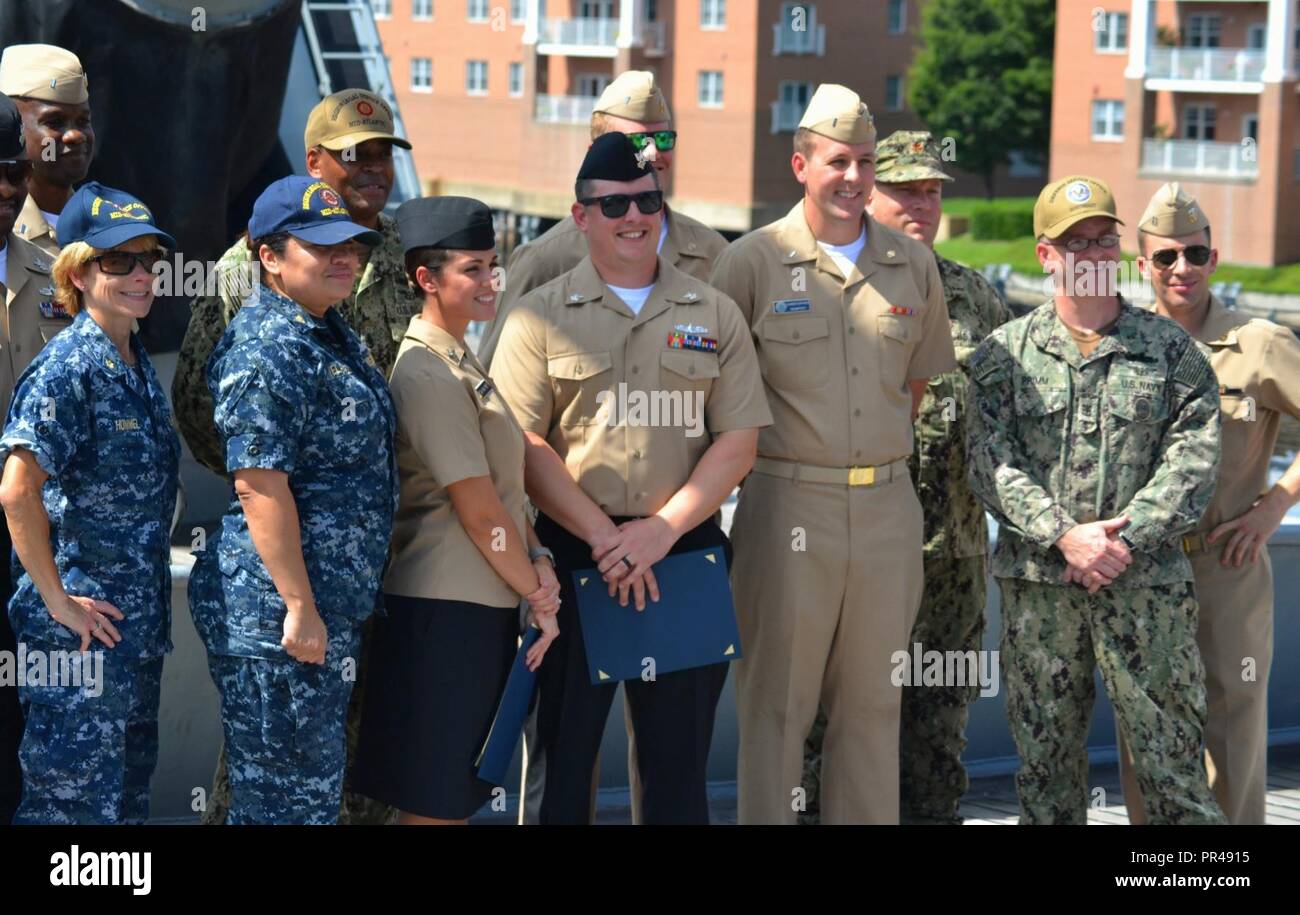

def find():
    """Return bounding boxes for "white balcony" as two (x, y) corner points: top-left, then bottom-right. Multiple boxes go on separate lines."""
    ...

(772, 22), (825, 56)
(534, 16), (665, 57)
(1141, 139), (1259, 180)
(1145, 47), (1266, 93)
(535, 94), (597, 125)
(770, 100), (803, 133)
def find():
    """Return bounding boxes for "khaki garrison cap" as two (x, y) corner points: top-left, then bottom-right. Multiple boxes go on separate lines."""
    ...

(593, 70), (671, 122)
(797, 84), (876, 145)
(1033, 175), (1123, 239)
(1139, 182), (1211, 238)
(0, 44), (88, 105)
(304, 89), (412, 151)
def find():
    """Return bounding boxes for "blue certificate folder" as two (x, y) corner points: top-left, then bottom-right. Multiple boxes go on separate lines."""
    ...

(475, 626), (542, 786)
(572, 547), (742, 685)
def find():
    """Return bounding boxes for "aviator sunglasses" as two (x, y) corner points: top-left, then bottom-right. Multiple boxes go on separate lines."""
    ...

(1149, 245), (1212, 269)
(578, 189), (665, 219)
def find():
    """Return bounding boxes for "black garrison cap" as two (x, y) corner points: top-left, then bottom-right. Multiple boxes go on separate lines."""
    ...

(396, 196), (496, 252)
(576, 132), (651, 183)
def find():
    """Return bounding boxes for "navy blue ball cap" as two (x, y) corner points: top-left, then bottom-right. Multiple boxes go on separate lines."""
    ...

(248, 176), (382, 247)
(58, 181), (177, 250)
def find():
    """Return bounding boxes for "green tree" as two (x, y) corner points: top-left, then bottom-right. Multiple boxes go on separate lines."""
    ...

(908, 0), (1055, 198)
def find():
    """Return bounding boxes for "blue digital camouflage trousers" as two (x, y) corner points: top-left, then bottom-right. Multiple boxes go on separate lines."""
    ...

(207, 623), (362, 825)
(14, 649), (163, 825)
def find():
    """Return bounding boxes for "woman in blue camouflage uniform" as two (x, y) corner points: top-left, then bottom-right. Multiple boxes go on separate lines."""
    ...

(0, 183), (179, 824)
(187, 175), (398, 825)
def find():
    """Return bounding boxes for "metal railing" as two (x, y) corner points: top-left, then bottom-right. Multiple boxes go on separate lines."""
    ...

(1147, 47), (1266, 83)
(538, 16), (619, 48)
(1141, 139), (1259, 179)
(772, 22), (825, 55)
(535, 94), (597, 125)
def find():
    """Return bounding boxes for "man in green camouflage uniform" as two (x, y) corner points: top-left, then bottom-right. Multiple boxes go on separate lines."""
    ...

(966, 175), (1225, 825)
(798, 132), (1012, 824)
(172, 89), (419, 825)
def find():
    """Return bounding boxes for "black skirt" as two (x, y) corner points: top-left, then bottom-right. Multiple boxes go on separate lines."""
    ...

(352, 595), (519, 820)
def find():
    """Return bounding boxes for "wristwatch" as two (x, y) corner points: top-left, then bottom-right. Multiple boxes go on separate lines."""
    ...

(529, 546), (556, 566)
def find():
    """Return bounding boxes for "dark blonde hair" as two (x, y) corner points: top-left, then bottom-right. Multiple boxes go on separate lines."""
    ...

(51, 240), (164, 316)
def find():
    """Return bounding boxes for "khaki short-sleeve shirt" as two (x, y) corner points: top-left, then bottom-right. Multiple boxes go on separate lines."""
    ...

(1194, 296), (1300, 533)
(2, 234), (69, 412)
(709, 203), (955, 468)
(491, 255), (772, 516)
(384, 316), (530, 608)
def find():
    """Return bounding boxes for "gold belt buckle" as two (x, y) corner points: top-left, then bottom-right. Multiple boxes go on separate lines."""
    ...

(848, 466), (875, 487)
(1182, 534), (1199, 554)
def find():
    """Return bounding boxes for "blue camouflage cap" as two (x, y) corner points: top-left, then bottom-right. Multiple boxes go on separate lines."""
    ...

(58, 181), (176, 249)
(248, 175), (382, 247)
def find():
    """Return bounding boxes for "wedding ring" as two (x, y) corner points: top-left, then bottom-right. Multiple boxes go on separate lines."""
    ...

(621, 556), (634, 570)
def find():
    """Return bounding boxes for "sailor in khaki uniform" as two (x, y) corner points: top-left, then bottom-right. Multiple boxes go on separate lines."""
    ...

(1119, 183), (1300, 825)
(710, 85), (956, 825)
(0, 45), (94, 257)
(492, 133), (771, 824)
(0, 91), (73, 825)
(478, 70), (726, 368)
(351, 196), (560, 824)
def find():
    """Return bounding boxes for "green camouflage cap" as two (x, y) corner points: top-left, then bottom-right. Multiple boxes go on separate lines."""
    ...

(875, 130), (954, 183)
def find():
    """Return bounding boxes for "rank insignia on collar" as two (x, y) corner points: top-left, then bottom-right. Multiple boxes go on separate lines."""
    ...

(683, 291), (699, 301)
(667, 331), (718, 353)
(888, 304), (916, 316)
(38, 299), (71, 320)
(568, 293), (585, 303)
(328, 362), (348, 377)
(34, 258), (51, 271)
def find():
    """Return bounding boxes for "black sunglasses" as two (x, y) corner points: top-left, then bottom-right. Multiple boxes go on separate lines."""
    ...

(625, 131), (677, 152)
(91, 251), (165, 276)
(578, 190), (664, 219)
(0, 159), (33, 185)
(1149, 245), (1211, 269)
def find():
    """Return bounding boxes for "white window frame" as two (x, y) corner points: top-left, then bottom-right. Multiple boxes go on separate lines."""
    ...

(1184, 103), (1216, 141)
(410, 57), (432, 93)
(775, 2), (825, 56)
(887, 0), (906, 35)
(1091, 99), (1124, 142)
(466, 60), (488, 96)
(698, 70), (724, 109)
(1093, 11), (1127, 54)
(510, 0), (526, 23)
(371, 0), (392, 20)
(1246, 23), (1266, 50)
(885, 74), (904, 112)
(579, 0), (615, 18)
(701, 0), (726, 30)
(411, 0), (432, 21)
(467, 0), (489, 23)
(1185, 14), (1221, 49)
(509, 62), (524, 97)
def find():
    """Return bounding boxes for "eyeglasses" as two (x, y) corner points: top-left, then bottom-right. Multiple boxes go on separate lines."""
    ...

(1049, 234), (1121, 253)
(0, 159), (33, 185)
(578, 190), (664, 219)
(91, 251), (164, 275)
(1149, 245), (1211, 269)
(624, 131), (677, 153)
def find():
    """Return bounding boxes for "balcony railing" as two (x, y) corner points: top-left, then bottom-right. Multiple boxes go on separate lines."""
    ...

(535, 94), (597, 125)
(772, 22), (826, 55)
(1147, 47), (1266, 84)
(539, 16), (619, 48)
(770, 100), (804, 133)
(1142, 139), (1259, 179)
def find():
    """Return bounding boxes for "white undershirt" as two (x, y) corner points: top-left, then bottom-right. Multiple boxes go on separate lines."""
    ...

(42, 210), (59, 231)
(817, 227), (867, 279)
(657, 210), (668, 254)
(607, 283), (655, 315)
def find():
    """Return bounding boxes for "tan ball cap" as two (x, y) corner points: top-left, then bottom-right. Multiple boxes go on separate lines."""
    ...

(593, 70), (671, 123)
(797, 84), (876, 145)
(0, 44), (89, 105)
(1139, 182), (1210, 238)
(1033, 175), (1123, 239)
(304, 89), (412, 151)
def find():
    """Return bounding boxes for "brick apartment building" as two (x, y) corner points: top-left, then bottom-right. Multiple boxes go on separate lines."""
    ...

(1051, 0), (1299, 265)
(370, 0), (1042, 240)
